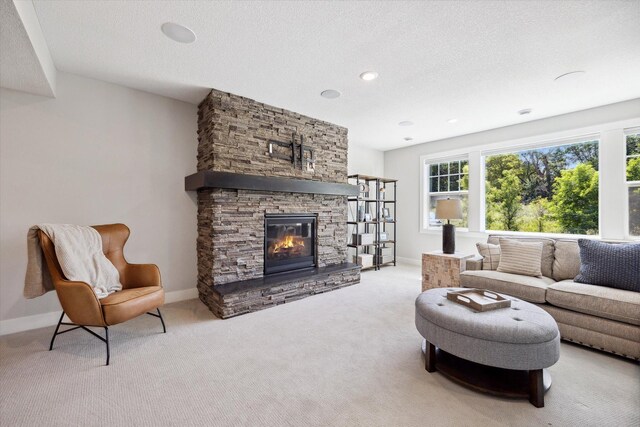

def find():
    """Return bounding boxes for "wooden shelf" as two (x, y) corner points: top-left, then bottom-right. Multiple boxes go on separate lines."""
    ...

(347, 220), (395, 224)
(347, 240), (396, 248)
(347, 198), (396, 204)
(348, 174), (398, 183)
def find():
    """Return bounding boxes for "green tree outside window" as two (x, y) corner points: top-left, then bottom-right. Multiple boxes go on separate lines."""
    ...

(485, 140), (599, 234)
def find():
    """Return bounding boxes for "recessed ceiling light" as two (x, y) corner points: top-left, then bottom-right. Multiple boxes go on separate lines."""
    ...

(320, 89), (341, 99)
(359, 71), (379, 81)
(447, 118), (458, 124)
(518, 108), (532, 115)
(554, 70), (586, 81)
(161, 22), (196, 44)
(404, 137), (413, 141)
(398, 121), (414, 127)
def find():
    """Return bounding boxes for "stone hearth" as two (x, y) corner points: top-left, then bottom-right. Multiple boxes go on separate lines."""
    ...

(190, 89), (361, 318)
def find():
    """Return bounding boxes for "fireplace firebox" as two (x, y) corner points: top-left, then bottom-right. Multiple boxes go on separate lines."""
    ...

(264, 214), (317, 275)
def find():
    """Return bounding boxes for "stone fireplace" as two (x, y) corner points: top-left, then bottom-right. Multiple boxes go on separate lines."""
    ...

(186, 89), (361, 318)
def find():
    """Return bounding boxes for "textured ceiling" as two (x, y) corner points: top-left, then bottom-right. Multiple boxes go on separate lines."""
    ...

(1, 0), (55, 97)
(31, 0), (640, 150)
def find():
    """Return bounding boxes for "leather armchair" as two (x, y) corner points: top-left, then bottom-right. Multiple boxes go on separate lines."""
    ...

(39, 223), (166, 365)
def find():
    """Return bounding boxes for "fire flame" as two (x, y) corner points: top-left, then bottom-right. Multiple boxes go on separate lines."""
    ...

(273, 235), (305, 253)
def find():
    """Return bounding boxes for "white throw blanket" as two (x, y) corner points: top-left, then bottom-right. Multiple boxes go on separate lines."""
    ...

(24, 224), (122, 299)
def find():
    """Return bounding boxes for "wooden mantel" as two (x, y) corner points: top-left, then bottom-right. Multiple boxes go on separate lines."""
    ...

(184, 170), (359, 196)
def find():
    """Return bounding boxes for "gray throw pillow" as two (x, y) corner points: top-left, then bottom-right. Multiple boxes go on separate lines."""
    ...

(476, 242), (500, 270)
(496, 238), (543, 277)
(575, 239), (640, 292)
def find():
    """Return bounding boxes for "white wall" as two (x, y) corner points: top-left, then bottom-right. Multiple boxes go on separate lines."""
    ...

(0, 73), (198, 332)
(385, 99), (640, 262)
(348, 144), (384, 177)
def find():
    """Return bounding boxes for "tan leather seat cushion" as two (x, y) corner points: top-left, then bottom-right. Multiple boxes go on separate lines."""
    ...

(546, 280), (640, 326)
(101, 286), (164, 326)
(460, 270), (554, 303)
(487, 235), (555, 278)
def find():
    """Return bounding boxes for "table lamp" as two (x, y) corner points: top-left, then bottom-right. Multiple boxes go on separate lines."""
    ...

(435, 198), (463, 254)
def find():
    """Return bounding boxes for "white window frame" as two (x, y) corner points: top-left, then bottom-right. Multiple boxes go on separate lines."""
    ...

(624, 128), (640, 239)
(420, 154), (469, 232)
(418, 118), (640, 241)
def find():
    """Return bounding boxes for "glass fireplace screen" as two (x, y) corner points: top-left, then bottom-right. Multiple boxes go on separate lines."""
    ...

(264, 214), (316, 275)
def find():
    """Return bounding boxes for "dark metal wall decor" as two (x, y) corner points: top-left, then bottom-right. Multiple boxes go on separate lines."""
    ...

(268, 132), (316, 171)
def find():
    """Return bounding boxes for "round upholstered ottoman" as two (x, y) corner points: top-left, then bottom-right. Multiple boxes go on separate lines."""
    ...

(415, 287), (560, 407)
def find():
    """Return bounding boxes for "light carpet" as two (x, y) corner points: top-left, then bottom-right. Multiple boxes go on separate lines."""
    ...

(1, 264), (638, 426)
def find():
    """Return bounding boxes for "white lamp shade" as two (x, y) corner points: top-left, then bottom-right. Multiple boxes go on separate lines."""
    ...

(435, 198), (463, 220)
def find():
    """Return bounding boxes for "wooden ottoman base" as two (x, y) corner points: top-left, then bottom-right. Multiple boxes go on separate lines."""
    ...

(422, 340), (552, 408)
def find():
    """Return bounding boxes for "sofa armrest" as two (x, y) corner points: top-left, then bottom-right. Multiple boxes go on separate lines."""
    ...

(465, 256), (484, 271)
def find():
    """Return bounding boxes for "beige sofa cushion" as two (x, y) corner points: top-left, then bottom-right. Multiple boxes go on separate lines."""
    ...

(539, 304), (640, 342)
(488, 235), (555, 278)
(546, 280), (640, 326)
(476, 242), (500, 270)
(497, 239), (543, 277)
(552, 239), (581, 281)
(460, 270), (555, 303)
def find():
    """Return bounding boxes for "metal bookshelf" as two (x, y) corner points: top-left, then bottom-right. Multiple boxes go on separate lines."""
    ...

(347, 174), (397, 271)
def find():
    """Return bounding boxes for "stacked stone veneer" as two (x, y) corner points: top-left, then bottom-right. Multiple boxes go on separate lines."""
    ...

(197, 89), (348, 182)
(196, 89), (360, 318)
(197, 190), (347, 286)
(200, 268), (361, 319)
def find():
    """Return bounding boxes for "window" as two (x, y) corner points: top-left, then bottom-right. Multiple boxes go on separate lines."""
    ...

(425, 158), (468, 228)
(627, 133), (640, 237)
(484, 139), (599, 235)
(420, 126), (639, 239)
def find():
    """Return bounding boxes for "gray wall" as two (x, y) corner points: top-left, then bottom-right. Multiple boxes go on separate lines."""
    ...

(348, 144), (384, 177)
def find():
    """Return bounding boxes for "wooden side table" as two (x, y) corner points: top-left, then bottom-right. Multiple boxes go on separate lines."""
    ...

(422, 251), (474, 292)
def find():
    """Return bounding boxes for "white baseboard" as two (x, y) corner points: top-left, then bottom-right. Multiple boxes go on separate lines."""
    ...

(164, 287), (199, 304)
(0, 287), (199, 337)
(397, 256), (421, 266)
(0, 311), (63, 337)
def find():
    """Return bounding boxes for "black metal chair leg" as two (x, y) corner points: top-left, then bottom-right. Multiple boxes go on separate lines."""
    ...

(50, 310), (162, 365)
(147, 308), (167, 333)
(157, 308), (166, 333)
(105, 327), (110, 366)
(49, 311), (65, 351)
(48, 314), (110, 365)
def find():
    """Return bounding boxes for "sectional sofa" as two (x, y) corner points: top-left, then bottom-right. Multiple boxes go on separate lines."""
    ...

(460, 235), (640, 360)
